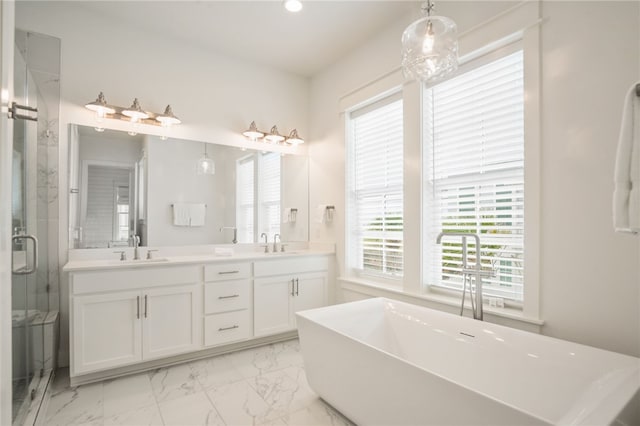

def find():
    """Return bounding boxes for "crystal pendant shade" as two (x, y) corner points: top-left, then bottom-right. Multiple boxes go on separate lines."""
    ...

(401, 14), (458, 83)
(197, 144), (215, 175)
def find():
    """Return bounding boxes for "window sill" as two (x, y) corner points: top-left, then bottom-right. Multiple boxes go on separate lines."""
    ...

(337, 276), (544, 328)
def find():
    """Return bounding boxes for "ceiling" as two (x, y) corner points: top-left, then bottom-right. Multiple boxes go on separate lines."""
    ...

(76, 1), (417, 77)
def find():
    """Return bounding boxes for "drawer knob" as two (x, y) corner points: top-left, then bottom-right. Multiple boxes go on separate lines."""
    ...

(218, 325), (239, 331)
(218, 294), (240, 299)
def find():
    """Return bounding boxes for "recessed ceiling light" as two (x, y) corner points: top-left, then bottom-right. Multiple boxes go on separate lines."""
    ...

(283, 0), (303, 13)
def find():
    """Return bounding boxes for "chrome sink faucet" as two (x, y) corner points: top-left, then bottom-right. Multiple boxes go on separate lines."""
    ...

(273, 234), (280, 253)
(220, 226), (238, 244)
(260, 233), (269, 253)
(132, 235), (141, 260)
(436, 232), (483, 321)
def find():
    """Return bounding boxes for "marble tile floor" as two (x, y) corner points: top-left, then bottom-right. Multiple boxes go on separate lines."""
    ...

(43, 339), (354, 426)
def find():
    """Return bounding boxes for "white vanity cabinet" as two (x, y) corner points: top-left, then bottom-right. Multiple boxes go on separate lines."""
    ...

(203, 262), (253, 347)
(253, 257), (328, 337)
(70, 265), (201, 375)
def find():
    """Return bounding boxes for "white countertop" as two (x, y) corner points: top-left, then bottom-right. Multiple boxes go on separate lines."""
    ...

(63, 248), (334, 272)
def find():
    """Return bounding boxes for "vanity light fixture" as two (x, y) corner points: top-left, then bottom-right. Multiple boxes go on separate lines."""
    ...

(283, 0), (303, 13)
(264, 125), (285, 144)
(286, 129), (304, 145)
(242, 121), (264, 141)
(155, 105), (181, 126)
(84, 92), (182, 133)
(401, 0), (458, 83)
(241, 121), (305, 145)
(197, 143), (215, 175)
(84, 92), (115, 132)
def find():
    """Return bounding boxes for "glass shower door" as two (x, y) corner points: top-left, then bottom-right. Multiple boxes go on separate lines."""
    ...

(11, 30), (44, 426)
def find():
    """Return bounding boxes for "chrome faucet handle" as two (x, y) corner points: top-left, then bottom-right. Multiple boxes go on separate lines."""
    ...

(262, 244), (270, 253)
(113, 251), (126, 261)
(146, 249), (159, 260)
(280, 244), (287, 253)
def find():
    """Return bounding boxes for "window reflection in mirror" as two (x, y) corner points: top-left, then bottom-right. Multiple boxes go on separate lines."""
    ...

(236, 152), (281, 243)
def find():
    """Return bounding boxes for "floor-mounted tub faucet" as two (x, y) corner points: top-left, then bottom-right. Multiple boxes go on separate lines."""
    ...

(436, 232), (483, 321)
(220, 226), (238, 244)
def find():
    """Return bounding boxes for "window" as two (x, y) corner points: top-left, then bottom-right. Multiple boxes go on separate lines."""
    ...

(236, 152), (281, 243)
(423, 49), (525, 302)
(348, 92), (403, 279)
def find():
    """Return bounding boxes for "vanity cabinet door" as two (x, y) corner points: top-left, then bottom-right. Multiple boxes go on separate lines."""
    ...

(254, 276), (295, 337)
(72, 291), (142, 375)
(291, 272), (327, 327)
(141, 284), (201, 360)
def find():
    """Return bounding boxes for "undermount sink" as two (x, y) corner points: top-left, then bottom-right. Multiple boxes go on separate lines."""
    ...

(265, 251), (300, 256)
(109, 257), (170, 265)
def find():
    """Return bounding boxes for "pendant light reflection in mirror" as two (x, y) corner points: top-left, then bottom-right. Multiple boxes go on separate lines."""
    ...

(197, 143), (215, 175)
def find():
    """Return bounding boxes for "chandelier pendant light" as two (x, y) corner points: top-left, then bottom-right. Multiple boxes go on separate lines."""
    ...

(401, 0), (458, 83)
(197, 143), (215, 175)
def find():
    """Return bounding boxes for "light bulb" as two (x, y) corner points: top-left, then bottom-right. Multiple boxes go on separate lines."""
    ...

(423, 21), (435, 53)
(284, 0), (302, 13)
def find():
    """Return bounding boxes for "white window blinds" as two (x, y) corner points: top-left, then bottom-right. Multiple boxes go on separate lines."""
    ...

(424, 50), (525, 301)
(258, 152), (281, 238)
(349, 93), (403, 278)
(236, 156), (254, 243)
(236, 152), (281, 243)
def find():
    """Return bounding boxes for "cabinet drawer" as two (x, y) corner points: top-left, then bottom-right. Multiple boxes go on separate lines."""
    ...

(204, 310), (251, 346)
(204, 279), (251, 314)
(72, 266), (199, 295)
(254, 256), (328, 277)
(204, 262), (251, 282)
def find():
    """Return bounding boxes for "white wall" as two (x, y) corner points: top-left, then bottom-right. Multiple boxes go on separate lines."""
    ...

(309, 1), (640, 356)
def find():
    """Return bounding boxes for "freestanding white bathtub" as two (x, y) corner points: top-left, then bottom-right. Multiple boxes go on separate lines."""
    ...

(296, 298), (640, 425)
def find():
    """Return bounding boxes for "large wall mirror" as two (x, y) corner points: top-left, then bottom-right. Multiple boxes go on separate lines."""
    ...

(68, 124), (309, 249)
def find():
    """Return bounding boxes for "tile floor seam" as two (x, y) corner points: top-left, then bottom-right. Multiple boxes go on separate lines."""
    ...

(201, 387), (228, 426)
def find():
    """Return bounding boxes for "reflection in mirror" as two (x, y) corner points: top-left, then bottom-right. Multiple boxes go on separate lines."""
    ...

(68, 124), (309, 249)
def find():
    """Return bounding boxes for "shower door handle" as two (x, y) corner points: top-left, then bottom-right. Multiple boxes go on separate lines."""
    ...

(11, 234), (38, 275)
(8, 102), (38, 121)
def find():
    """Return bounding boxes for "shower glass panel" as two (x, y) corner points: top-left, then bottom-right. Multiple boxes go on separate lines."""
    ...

(11, 29), (60, 426)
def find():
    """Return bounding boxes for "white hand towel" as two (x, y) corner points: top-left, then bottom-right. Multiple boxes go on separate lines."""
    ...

(188, 204), (206, 227)
(614, 82), (640, 233)
(172, 203), (190, 226)
(315, 204), (327, 224)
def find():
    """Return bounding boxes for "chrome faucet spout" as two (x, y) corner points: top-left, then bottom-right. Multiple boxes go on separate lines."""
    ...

(273, 234), (280, 253)
(132, 235), (141, 260)
(260, 233), (269, 253)
(436, 232), (483, 321)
